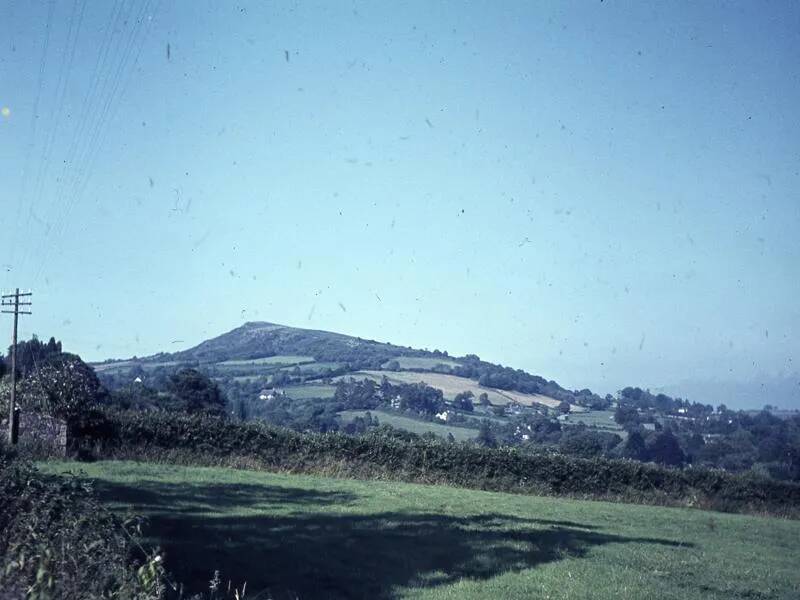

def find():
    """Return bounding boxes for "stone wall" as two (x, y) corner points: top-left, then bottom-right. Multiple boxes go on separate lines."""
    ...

(17, 412), (69, 457)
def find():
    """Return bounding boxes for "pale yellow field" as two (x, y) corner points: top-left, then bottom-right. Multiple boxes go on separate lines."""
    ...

(342, 370), (563, 409)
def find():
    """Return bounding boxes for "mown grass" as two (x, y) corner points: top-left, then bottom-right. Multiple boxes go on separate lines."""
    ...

(39, 460), (800, 600)
(283, 384), (337, 400)
(338, 409), (477, 441)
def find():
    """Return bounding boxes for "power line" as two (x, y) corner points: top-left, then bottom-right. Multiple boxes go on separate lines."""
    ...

(6, 0), (56, 292)
(20, 0), (88, 280)
(32, 0), (160, 285)
(19, 0), (83, 276)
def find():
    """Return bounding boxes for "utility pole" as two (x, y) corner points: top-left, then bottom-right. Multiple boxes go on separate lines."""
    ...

(2, 289), (32, 444)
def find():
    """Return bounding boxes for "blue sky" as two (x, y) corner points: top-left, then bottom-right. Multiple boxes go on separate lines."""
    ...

(1, 1), (798, 407)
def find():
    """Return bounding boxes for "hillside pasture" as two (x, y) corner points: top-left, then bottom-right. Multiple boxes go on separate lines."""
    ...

(382, 356), (463, 370)
(217, 355), (316, 367)
(38, 461), (800, 600)
(561, 410), (625, 433)
(91, 360), (183, 373)
(283, 384), (337, 400)
(292, 361), (343, 373)
(343, 370), (563, 409)
(562, 410), (618, 425)
(338, 409), (477, 441)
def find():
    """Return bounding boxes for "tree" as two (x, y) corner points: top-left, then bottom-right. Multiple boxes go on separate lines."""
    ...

(478, 392), (490, 407)
(20, 355), (105, 423)
(453, 391), (474, 412)
(614, 405), (639, 427)
(380, 375), (392, 398)
(560, 430), (620, 458)
(166, 368), (226, 415)
(620, 430), (648, 461)
(557, 400), (571, 414)
(235, 398), (249, 421)
(647, 430), (685, 466)
(7, 335), (65, 376)
(476, 420), (497, 448)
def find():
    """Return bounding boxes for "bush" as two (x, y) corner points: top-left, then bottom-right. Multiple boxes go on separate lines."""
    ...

(0, 452), (166, 599)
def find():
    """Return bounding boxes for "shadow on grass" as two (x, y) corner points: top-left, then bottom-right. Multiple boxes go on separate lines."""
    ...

(92, 478), (358, 513)
(94, 478), (691, 600)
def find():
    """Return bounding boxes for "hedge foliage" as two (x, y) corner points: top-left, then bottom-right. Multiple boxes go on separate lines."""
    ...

(0, 446), (166, 599)
(76, 410), (800, 517)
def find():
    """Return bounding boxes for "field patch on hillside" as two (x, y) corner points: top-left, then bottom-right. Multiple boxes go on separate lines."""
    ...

(343, 370), (563, 409)
(92, 360), (183, 373)
(338, 409), (477, 441)
(283, 384), (337, 400)
(39, 461), (800, 600)
(381, 356), (463, 370)
(218, 355), (316, 367)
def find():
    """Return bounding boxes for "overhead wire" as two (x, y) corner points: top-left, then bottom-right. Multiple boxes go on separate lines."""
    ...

(32, 0), (151, 284)
(22, 0), (126, 282)
(5, 0), (56, 293)
(32, 0), (160, 286)
(18, 0), (86, 278)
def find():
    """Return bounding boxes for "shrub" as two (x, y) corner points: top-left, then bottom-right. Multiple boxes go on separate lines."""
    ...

(0, 452), (166, 599)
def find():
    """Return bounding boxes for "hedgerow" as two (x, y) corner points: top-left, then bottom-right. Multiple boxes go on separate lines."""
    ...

(0, 445), (167, 599)
(74, 410), (800, 517)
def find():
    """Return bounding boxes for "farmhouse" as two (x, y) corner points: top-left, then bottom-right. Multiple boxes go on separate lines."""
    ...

(258, 388), (283, 401)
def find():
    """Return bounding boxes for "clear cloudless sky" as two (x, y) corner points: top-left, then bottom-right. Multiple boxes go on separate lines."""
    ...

(1, 1), (798, 407)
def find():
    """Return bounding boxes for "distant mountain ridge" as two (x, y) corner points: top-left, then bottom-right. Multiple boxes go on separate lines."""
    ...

(155, 321), (434, 365)
(95, 321), (598, 409)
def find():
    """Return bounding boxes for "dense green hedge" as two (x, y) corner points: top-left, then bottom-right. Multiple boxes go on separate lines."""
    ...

(75, 410), (800, 517)
(0, 446), (165, 599)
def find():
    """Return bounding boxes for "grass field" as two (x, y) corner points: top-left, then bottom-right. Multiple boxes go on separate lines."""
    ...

(293, 361), (342, 373)
(338, 409), (477, 441)
(91, 360), (183, 373)
(283, 384), (337, 400)
(344, 370), (563, 409)
(561, 411), (627, 437)
(382, 357), (463, 370)
(39, 461), (800, 600)
(218, 355), (316, 367)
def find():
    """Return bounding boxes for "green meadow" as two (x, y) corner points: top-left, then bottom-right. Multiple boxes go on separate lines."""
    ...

(39, 460), (800, 600)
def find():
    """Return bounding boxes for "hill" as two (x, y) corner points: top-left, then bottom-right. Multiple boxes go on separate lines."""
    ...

(93, 321), (585, 413)
(39, 460), (800, 599)
(166, 321), (433, 365)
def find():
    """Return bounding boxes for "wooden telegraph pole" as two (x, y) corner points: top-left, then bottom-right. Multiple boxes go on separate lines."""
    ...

(2, 289), (32, 444)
